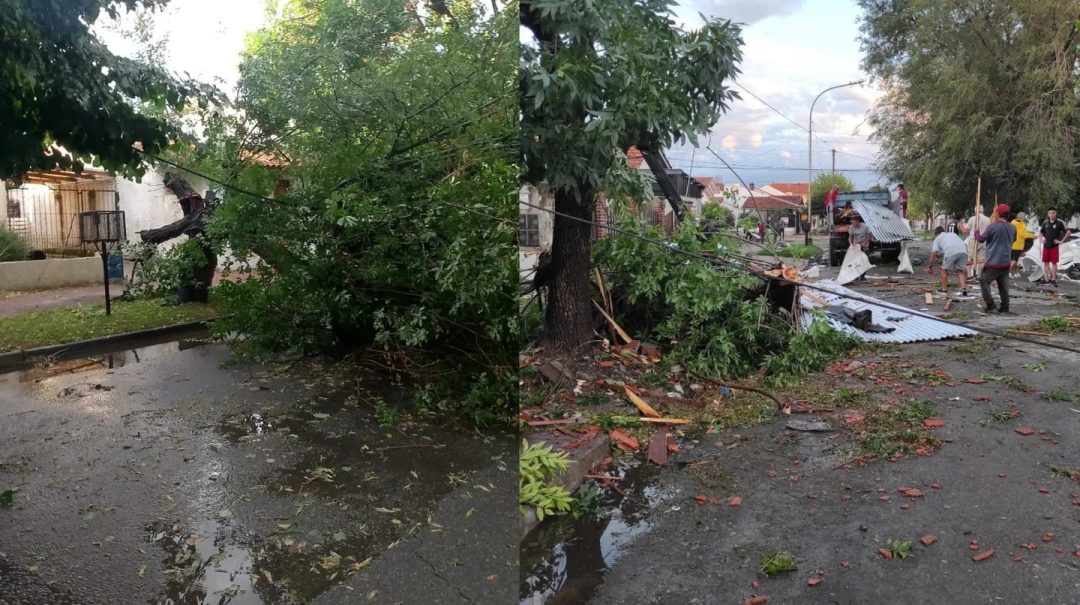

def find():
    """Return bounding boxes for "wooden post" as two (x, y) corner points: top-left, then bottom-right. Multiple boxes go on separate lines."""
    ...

(973, 176), (982, 276)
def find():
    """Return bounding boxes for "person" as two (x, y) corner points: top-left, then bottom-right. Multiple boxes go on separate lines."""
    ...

(926, 226), (968, 296)
(973, 203), (1017, 314)
(848, 214), (872, 282)
(824, 184), (839, 222)
(1037, 207), (1071, 287)
(757, 221), (766, 242)
(1009, 212), (1030, 278)
(896, 183), (909, 219)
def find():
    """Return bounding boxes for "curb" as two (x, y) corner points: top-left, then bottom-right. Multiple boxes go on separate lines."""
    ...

(0, 318), (215, 370)
(520, 432), (611, 540)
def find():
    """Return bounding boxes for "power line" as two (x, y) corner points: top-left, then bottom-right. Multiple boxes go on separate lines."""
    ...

(520, 198), (1080, 356)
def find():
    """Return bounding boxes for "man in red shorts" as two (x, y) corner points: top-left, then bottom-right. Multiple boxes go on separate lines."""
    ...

(1038, 207), (1071, 287)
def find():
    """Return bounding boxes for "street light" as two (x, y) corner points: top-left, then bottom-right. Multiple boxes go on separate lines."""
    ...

(806, 79), (864, 245)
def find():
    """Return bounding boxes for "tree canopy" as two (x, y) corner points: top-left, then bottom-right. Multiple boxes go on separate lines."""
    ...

(809, 172), (855, 207)
(858, 0), (1080, 217)
(520, 0), (744, 349)
(0, 0), (216, 179)
(170, 0), (517, 424)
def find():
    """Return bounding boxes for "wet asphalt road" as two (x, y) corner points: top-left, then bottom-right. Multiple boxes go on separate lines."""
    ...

(0, 340), (515, 604)
(524, 242), (1080, 604)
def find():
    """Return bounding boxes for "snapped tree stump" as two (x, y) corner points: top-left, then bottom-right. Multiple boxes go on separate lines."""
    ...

(139, 172), (218, 303)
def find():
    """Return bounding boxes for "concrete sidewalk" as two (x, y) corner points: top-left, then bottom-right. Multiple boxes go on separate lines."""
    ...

(0, 284), (108, 318)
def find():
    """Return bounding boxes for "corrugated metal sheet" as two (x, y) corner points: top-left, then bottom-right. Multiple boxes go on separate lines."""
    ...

(800, 279), (977, 343)
(851, 200), (916, 244)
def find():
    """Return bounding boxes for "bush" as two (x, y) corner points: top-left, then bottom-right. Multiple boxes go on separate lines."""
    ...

(122, 238), (213, 302)
(594, 209), (856, 380)
(0, 228), (26, 262)
(701, 202), (733, 227)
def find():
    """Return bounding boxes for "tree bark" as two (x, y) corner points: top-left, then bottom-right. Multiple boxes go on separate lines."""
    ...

(641, 149), (686, 220)
(139, 173), (217, 303)
(139, 208), (208, 243)
(544, 188), (595, 352)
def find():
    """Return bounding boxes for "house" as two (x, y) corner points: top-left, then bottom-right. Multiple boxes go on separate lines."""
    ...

(2, 167), (211, 259)
(519, 147), (699, 279)
(767, 182), (809, 203)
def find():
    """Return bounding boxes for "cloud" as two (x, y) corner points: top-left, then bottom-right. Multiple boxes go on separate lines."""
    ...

(780, 150), (792, 160)
(721, 134), (737, 149)
(682, 0), (805, 25)
(749, 132), (763, 148)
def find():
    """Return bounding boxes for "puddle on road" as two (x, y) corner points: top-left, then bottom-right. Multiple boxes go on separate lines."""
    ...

(520, 459), (675, 605)
(1, 337), (211, 386)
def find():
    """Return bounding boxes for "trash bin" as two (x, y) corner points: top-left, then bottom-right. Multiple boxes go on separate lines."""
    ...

(107, 253), (124, 279)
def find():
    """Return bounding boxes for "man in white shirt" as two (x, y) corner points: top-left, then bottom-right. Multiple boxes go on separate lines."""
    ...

(926, 226), (969, 296)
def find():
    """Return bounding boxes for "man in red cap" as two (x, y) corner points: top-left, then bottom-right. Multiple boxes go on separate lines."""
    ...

(973, 203), (1017, 314)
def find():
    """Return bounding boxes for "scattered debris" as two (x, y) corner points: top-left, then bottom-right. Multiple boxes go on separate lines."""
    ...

(647, 430), (668, 466)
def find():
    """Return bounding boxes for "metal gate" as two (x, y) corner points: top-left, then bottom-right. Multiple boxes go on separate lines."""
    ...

(4, 185), (119, 257)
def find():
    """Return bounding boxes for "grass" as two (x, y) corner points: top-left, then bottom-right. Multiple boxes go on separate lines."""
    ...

(883, 539), (913, 559)
(776, 244), (821, 259)
(981, 374), (1033, 392)
(850, 400), (939, 460)
(1037, 316), (1079, 333)
(758, 552), (797, 576)
(1042, 387), (1074, 403)
(1048, 464), (1079, 480)
(947, 336), (995, 356)
(0, 298), (219, 353)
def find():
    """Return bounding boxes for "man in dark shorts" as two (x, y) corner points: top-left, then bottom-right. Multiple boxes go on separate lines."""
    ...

(1038, 207), (1071, 287)
(974, 203), (1017, 314)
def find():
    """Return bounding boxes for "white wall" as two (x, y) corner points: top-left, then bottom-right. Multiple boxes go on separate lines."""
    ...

(116, 170), (207, 252)
(0, 257), (100, 291)
(519, 184), (553, 279)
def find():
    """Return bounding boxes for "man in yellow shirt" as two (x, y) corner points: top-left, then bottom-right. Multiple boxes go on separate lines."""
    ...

(1010, 211), (1029, 277)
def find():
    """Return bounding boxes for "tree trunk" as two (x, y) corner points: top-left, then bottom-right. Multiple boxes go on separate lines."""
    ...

(641, 149), (686, 220)
(140, 173), (216, 302)
(544, 188), (595, 352)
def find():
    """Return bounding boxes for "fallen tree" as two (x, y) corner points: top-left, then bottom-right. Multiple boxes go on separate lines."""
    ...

(138, 172), (217, 303)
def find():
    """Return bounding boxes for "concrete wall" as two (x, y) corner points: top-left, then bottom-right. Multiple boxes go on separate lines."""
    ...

(0, 257), (100, 291)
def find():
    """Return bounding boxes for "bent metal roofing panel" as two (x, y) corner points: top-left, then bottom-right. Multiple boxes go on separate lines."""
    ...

(851, 200), (916, 244)
(799, 279), (977, 343)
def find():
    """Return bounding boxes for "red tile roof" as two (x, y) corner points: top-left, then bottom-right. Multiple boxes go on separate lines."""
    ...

(695, 177), (726, 198)
(743, 194), (805, 210)
(768, 182), (809, 196)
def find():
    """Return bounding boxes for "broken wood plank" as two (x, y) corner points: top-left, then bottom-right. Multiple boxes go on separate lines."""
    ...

(638, 417), (691, 425)
(594, 300), (633, 344)
(624, 386), (662, 418)
(1010, 330), (1051, 337)
(524, 418), (583, 427)
(925, 292), (934, 305)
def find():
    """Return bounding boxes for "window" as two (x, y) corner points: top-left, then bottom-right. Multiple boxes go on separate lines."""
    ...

(519, 213), (540, 247)
(6, 194), (20, 218)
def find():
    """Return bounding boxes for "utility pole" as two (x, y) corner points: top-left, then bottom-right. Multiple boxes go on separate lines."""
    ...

(831, 149), (836, 176)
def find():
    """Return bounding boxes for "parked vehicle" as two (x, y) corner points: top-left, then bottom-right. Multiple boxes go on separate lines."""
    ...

(828, 190), (915, 266)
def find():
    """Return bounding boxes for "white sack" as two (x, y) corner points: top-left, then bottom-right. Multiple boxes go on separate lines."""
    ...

(837, 245), (874, 285)
(897, 240), (913, 274)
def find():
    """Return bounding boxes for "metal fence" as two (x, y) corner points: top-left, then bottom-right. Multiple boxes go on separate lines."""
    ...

(4, 185), (118, 257)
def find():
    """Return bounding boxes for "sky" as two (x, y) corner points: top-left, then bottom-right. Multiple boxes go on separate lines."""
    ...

(94, 0), (272, 94)
(96, 0), (885, 191)
(665, 0), (887, 190)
